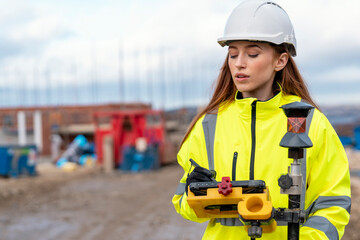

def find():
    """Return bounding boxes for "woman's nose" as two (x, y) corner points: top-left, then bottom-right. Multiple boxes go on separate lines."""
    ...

(235, 55), (246, 68)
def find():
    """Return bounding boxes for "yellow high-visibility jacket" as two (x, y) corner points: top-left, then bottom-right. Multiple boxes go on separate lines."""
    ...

(172, 91), (351, 239)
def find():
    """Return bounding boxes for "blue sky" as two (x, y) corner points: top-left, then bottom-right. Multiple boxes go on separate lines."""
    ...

(0, 0), (359, 109)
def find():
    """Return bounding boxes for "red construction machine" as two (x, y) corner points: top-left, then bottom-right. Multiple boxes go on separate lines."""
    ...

(93, 109), (165, 170)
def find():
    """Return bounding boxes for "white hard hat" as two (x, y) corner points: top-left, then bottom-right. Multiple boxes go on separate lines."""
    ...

(218, 0), (297, 56)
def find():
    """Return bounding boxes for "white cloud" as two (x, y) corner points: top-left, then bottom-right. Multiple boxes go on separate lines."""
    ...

(313, 65), (360, 83)
(8, 15), (66, 42)
(315, 92), (360, 106)
(0, 0), (359, 106)
(277, 0), (360, 61)
(23, 0), (237, 85)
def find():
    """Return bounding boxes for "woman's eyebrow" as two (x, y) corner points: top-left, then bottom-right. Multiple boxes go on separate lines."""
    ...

(245, 44), (263, 50)
(228, 44), (263, 50)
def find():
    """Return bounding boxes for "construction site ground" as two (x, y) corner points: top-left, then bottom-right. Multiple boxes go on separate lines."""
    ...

(0, 148), (359, 240)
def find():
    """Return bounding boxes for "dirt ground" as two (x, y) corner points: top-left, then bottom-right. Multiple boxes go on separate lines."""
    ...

(0, 163), (207, 240)
(0, 149), (359, 240)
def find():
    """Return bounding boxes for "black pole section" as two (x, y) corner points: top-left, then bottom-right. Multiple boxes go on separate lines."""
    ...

(288, 195), (300, 240)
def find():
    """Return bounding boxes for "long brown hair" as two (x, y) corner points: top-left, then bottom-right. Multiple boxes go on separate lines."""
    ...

(180, 43), (319, 146)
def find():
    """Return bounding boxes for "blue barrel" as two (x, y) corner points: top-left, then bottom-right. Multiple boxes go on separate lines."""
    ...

(339, 136), (353, 147)
(120, 146), (137, 171)
(355, 126), (360, 150)
(120, 145), (159, 172)
(10, 145), (37, 177)
(0, 145), (37, 177)
(57, 135), (88, 164)
(0, 147), (12, 176)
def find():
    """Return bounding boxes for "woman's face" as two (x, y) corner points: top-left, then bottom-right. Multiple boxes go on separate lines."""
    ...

(228, 41), (287, 101)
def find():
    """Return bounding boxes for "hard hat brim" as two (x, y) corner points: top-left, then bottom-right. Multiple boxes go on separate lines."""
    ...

(217, 36), (297, 57)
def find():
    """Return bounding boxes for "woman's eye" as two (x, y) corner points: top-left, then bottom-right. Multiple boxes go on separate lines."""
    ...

(229, 55), (238, 59)
(248, 54), (259, 58)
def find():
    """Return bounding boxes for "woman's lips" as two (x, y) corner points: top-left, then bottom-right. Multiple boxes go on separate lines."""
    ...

(235, 73), (249, 81)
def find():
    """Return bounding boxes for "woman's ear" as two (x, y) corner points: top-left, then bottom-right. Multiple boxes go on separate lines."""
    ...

(274, 52), (289, 72)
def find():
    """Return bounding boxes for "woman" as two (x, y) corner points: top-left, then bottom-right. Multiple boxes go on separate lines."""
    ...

(172, 0), (351, 239)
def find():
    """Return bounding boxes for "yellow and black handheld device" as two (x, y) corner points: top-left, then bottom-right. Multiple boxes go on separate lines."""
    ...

(187, 175), (277, 238)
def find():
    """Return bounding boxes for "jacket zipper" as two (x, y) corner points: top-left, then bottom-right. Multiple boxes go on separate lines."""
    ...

(249, 100), (257, 180)
(232, 152), (238, 181)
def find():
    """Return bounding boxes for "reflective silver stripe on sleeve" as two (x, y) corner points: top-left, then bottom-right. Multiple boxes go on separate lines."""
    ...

(216, 218), (243, 226)
(305, 196), (351, 217)
(179, 194), (184, 209)
(175, 182), (186, 195)
(301, 106), (314, 211)
(303, 216), (339, 240)
(202, 113), (217, 171)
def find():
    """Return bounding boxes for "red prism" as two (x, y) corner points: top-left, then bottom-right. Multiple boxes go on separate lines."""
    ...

(288, 117), (306, 133)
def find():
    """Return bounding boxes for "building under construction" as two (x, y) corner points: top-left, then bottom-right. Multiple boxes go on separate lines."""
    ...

(0, 103), (151, 156)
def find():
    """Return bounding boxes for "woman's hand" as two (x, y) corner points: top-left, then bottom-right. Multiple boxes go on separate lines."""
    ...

(185, 166), (214, 195)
